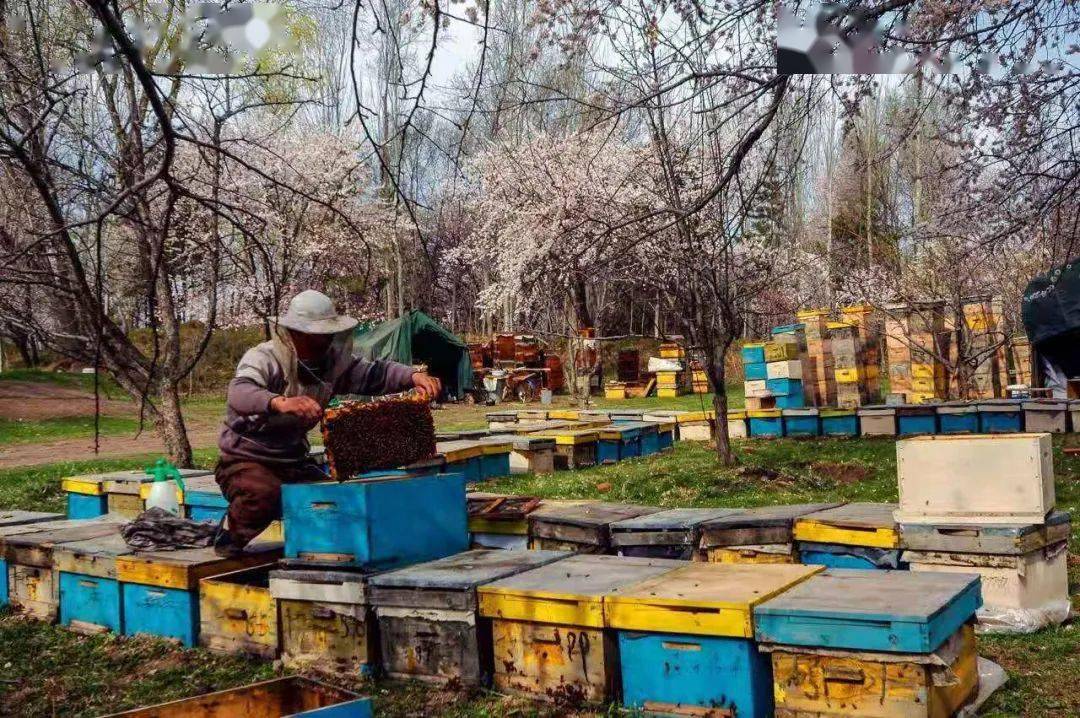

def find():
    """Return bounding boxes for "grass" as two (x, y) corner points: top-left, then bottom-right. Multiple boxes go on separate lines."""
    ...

(0, 368), (125, 398)
(0, 413), (1076, 715)
(0, 415), (143, 445)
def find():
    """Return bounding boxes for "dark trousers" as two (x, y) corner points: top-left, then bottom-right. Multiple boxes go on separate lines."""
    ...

(215, 458), (325, 547)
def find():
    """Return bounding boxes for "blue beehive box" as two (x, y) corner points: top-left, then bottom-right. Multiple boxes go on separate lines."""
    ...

(754, 569), (981, 654)
(897, 406), (938, 436)
(978, 400), (1024, 433)
(67, 494), (108, 520)
(479, 449), (510, 480)
(283, 472), (468, 570)
(782, 409), (820, 437)
(797, 542), (906, 570)
(744, 362), (768, 381)
(656, 421), (675, 450)
(820, 409), (858, 437)
(748, 410), (784, 438)
(741, 344), (766, 364)
(56, 533), (133, 634)
(183, 476), (228, 523)
(767, 378), (803, 396)
(639, 423), (661, 455)
(771, 323), (804, 335)
(437, 441), (483, 483)
(598, 424), (644, 463)
(937, 403), (979, 434)
(775, 393), (805, 409)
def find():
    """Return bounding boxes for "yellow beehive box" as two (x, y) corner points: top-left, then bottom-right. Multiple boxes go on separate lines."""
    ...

(604, 384), (628, 400)
(707, 544), (797, 565)
(770, 623), (978, 718)
(548, 409), (579, 420)
(657, 387), (683, 398)
(910, 363), (937, 379)
(835, 367), (862, 384)
(659, 344), (685, 359)
(199, 565), (279, 659)
(896, 434), (1054, 525)
(478, 554), (683, 703)
(793, 503), (901, 549)
(605, 562), (822, 637)
(764, 343), (800, 362)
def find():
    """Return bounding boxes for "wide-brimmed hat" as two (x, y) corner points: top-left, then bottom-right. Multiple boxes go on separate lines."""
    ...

(272, 290), (358, 335)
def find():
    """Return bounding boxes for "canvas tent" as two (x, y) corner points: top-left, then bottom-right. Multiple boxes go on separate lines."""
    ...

(1022, 261), (1080, 386)
(354, 311), (473, 399)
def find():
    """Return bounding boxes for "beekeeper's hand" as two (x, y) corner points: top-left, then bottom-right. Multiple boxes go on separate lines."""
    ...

(411, 372), (442, 400)
(271, 395), (324, 426)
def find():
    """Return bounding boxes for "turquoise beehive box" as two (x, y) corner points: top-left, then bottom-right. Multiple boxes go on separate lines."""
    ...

(754, 569), (981, 654)
(283, 471), (468, 570)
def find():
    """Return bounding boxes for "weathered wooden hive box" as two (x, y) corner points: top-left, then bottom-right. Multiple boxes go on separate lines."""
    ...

(655, 419), (676, 449)
(485, 410), (519, 431)
(5, 515), (127, 622)
(698, 503), (844, 564)
(101, 469), (213, 518)
(482, 434), (555, 475)
(1022, 399), (1067, 433)
(606, 563), (822, 717)
(977, 399), (1024, 433)
(895, 434), (1055, 525)
(0, 517), (104, 609)
(936, 402), (980, 434)
(270, 568), (378, 675)
(727, 410), (748, 439)
(794, 502), (905, 570)
(55, 531), (134, 634)
(635, 422), (662, 455)
(528, 428), (599, 470)
(857, 405), (897, 436)
(676, 411), (715, 441)
(200, 565), (281, 659)
(103, 676), (372, 717)
(477, 554), (683, 703)
(436, 440), (484, 483)
(282, 471), (468, 571)
(548, 409), (580, 421)
(782, 408), (820, 437)
(644, 410), (687, 440)
(467, 492), (543, 550)
(896, 405), (938, 436)
(477, 439), (512, 480)
(369, 549), (568, 685)
(609, 409), (647, 423)
(609, 508), (743, 560)
(755, 569), (982, 718)
(117, 542), (281, 646)
(61, 472), (112, 519)
(900, 510), (1071, 633)
(528, 502), (660, 553)
(597, 423), (643, 463)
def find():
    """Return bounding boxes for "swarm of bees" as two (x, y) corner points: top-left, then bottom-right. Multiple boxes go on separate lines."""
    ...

(322, 394), (437, 479)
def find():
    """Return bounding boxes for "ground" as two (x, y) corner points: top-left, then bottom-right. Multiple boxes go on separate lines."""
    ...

(0, 371), (1075, 716)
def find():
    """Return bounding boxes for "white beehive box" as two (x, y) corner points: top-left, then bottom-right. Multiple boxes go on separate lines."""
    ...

(766, 360), (802, 380)
(895, 434), (1055, 525)
(744, 380), (769, 398)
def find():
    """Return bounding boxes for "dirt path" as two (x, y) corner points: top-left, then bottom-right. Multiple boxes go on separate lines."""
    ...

(0, 381), (134, 420)
(0, 425), (222, 469)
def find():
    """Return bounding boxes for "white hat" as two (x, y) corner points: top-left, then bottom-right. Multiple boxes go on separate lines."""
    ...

(273, 290), (358, 335)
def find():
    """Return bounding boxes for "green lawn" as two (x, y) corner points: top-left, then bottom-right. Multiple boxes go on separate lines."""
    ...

(0, 430), (1075, 715)
(0, 415), (145, 445)
(0, 368), (125, 397)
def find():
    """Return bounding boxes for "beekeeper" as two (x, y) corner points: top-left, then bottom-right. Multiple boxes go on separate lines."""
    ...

(215, 290), (441, 553)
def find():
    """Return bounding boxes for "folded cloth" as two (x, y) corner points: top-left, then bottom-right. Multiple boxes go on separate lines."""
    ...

(121, 507), (217, 551)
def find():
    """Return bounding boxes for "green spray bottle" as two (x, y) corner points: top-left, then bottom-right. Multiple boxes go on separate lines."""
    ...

(144, 458), (187, 515)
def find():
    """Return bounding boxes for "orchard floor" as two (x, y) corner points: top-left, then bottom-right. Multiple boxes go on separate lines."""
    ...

(0, 434), (1077, 716)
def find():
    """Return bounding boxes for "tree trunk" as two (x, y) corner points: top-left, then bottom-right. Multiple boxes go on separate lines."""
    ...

(708, 366), (735, 466)
(156, 380), (194, 467)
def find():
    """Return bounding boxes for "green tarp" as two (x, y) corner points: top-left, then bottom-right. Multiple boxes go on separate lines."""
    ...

(354, 310), (473, 399)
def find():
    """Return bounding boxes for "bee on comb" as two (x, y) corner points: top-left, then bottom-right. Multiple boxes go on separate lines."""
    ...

(322, 393), (437, 479)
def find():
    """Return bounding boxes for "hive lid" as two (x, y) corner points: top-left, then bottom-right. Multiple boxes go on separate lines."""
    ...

(0, 510), (63, 527)
(116, 541), (283, 589)
(477, 554), (683, 628)
(529, 502), (660, 528)
(605, 562), (823, 637)
(794, 503), (901, 549)
(482, 433), (555, 450)
(610, 508), (743, 537)
(754, 569), (981, 654)
(369, 549), (568, 591)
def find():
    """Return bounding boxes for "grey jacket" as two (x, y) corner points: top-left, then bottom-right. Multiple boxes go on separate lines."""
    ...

(218, 338), (417, 464)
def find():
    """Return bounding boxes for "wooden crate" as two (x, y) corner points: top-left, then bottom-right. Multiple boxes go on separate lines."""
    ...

(754, 569), (982, 654)
(270, 568), (377, 674)
(905, 542), (1070, 631)
(369, 549), (568, 685)
(527, 502), (660, 553)
(769, 623), (978, 718)
(282, 472), (468, 571)
(118, 543), (281, 646)
(483, 435), (555, 474)
(900, 510), (1071, 554)
(607, 563), (822, 718)
(698, 503), (844, 550)
(478, 554), (683, 703)
(707, 543), (798, 564)
(1023, 400), (1068, 433)
(102, 677), (371, 718)
(896, 434), (1055, 524)
(529, 429), (599, 469)
(610, 508), (742, 561)
(200, 565), (280, 658)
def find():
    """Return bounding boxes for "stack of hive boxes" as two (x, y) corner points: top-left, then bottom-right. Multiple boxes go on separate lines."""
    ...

(796, 309), (835, 406)
(830, 304), (882, 408)
(764, 335), (804, 409)
(740, 342), (771, 410)
(957, 296), (1008, 399)
(1010, 336), (1033, 386)
(655, 342), (687, 399)
(885, 301), (946, 403)
(842, 304), (883, 400)
(897, 434), (1071, 633)
(689, 360), (709, 394)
